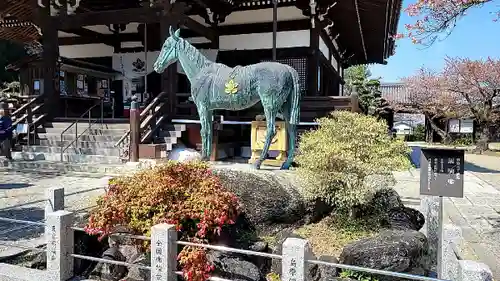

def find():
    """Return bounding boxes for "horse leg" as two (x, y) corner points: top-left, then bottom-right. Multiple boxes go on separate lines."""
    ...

(253, 105), (277, 169)
(198, 107), (213, 161)
(281, 103), (297, 170)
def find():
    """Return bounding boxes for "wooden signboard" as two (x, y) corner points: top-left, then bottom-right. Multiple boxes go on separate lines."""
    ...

(248, 121), (287, 166)
(419, 147), (465, 198)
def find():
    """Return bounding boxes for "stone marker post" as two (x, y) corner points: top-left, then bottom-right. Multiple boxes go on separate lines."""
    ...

(130, 95), (140, 162)
(45, 187), (64, 218)
(151, 224), (177, 281)
(419, 147), (465, 278)
(441, 224), (461, 281)
(420, 196), (440, 270)
(46, 210), (74, 281)
(282, 238), (311, 281)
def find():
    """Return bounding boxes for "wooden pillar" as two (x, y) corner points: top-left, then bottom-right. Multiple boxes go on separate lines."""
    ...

(129, 96), (140, 162)
(160, 18), (178, 117)
(41, 2), (60, 119)
(307, 18), (320, 97)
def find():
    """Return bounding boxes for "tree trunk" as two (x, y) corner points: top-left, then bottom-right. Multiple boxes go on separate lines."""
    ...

(475, 122), (492, 152)
(425, 114), (450, 144)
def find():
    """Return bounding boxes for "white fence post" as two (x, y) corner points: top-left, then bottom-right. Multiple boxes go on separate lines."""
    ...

(45, 187), (64, 218)
(281, 238), (310, 281)
(441, 224), (461, 280)
(46, 210), (74, 281)
(151, 224), (177, 281)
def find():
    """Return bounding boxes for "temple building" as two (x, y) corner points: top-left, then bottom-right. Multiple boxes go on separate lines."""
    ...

(0, 0), (401, 166)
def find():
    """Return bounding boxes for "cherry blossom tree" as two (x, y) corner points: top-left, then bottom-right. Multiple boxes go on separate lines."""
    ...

(402, 0), (498, 46)
(443, 57), (500, 149)
(391, 67), (465, 143)
(391, 57), (500, 148)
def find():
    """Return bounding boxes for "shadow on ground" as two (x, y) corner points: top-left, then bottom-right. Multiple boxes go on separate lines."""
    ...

(0, 207), (45, 241)
(464, 161), (500, 174)
(0, 169), (63, 179)
(0, 183), (33, 190)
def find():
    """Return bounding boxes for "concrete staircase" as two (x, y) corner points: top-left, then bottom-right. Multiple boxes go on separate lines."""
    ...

(2, 121), (186, 176)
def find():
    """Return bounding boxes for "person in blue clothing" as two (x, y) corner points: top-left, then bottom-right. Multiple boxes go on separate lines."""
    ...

(0, 104), (13, 160)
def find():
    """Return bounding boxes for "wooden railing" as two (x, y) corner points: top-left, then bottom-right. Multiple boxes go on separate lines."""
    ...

(10, 95), (47, 146)
(114, 92), (169, 152)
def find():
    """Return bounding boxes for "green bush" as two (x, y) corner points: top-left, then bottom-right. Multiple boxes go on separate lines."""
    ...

(295, 111), (411, 212)
(451, 134), (474, 146)
(411, 124), (426, 141)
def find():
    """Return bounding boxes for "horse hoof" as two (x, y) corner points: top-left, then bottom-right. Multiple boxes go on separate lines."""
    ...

(252, 160), (262, 170)
(280, 162), (291, 170)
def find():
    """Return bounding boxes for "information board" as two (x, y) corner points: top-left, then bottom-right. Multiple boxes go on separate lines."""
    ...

(420, 148), (464, 198)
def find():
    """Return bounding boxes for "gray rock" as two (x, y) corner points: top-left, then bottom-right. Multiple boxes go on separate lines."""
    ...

(353, 188), (403, 219)
(369, 188), (403, 213)
(89, 246), (128, 281)
(386, 207), (425, 231)
(207, 251), (263, 281)
(339, 230), (429, 281)
(317, 255), (340, 281)
(212, 168), (308, 228)
(121, 253), (151, 281)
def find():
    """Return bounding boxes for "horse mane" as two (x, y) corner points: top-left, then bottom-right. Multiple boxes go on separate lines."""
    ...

(178, 38), (213, 69)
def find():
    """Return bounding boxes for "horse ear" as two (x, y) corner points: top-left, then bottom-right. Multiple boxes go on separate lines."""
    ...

(174, 28), (181, 39)
(169, 26), (175, 37)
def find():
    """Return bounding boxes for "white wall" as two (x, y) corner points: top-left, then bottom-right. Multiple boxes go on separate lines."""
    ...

(319, 37), (329, 60)
(60, 29), (310, 58)
(60, 44), (114, 58)
(219, 30), (309, 50)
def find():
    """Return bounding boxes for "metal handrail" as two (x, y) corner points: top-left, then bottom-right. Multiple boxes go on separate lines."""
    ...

(114, 92), (168, 148)
(59, 99), (104, 161)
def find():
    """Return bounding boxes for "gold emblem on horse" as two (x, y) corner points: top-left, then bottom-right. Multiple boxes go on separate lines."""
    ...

(224, 79), (238, 94)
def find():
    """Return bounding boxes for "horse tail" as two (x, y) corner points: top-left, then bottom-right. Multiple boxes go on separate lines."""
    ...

(288, 67), (301, 125)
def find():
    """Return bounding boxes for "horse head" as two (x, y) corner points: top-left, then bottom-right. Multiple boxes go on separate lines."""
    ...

(153, 27), (181, 73)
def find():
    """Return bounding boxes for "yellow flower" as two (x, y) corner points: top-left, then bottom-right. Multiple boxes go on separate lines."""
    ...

(224, 79), (238, 94)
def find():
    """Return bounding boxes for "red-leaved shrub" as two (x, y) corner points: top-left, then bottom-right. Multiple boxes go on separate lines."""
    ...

(85, 161), (240, 281)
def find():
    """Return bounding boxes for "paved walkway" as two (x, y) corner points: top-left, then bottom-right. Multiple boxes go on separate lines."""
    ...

(394, 153), (500, 279)
(0, 170), (109, 258)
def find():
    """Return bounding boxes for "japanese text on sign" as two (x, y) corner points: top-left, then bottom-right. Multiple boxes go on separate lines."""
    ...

(49, 225), (57, 261)
(289, 258), (297, 281)
(155, 240), (163, 280)
(420, 148), (464, 198)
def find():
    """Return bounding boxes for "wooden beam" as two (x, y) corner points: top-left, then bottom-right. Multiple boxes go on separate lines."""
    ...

(61, 27), (115, 46)
(175, 13), (218, 42)
(120, 42), (212, 53)
(307, 18), (320, 96)
(55, 7), (218, 42)
(319, 28), (341, 65)
(55, 7), (163, 29)
(59, 32), (141, 45)
(217, 19), (309, 36)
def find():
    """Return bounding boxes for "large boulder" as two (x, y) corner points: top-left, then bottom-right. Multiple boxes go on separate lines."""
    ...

(385, 207), (425, 231)
(207, 251), (263, 281)
(212, 167), (324, 230)
(339, 230), (429, 281)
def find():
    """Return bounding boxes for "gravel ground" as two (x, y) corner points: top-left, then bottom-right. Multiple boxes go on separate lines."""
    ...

(0, 169), (110, 258)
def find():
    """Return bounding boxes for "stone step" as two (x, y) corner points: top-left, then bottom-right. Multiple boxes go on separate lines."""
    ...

(0, 159), (124, 175)
(11, 151), (123, 164)
(167, 123), (187, 132)
(36, 139), (117, 149)
(21, 145), (122, 156)
(38, 133), (123, 142)
(45, 122), (130, 130)
(36, 127), (129, 136)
